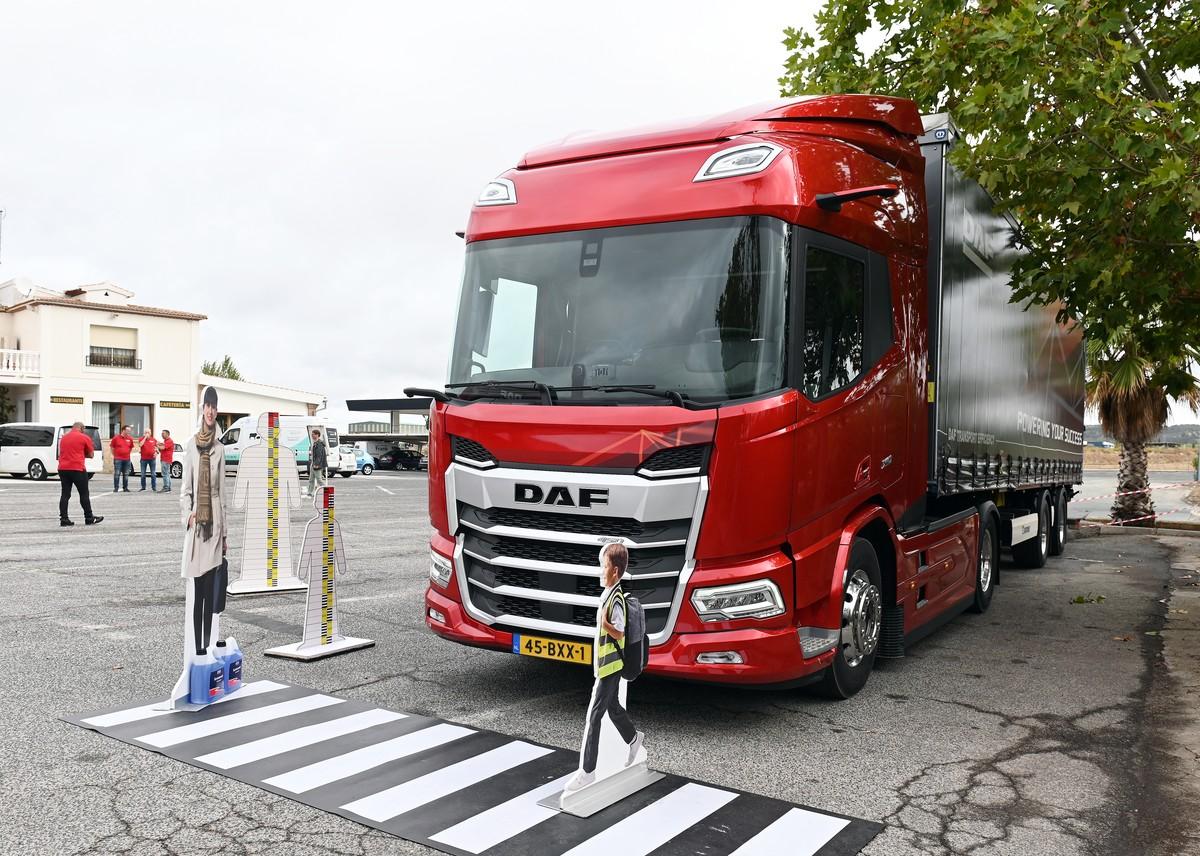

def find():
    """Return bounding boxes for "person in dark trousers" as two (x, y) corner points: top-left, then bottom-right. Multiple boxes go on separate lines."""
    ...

(307, 428), (328, 498)
(110, 425), (134, 492)
(159, 429), (175, 493)
(138, 429), (158, 492)
(564, 542), (644, 792)
(58, 422), (103, 527)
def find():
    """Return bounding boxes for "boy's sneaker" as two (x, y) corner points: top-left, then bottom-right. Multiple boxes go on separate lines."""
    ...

(625, 731), (644, 767)
(563, 770), (595, 792)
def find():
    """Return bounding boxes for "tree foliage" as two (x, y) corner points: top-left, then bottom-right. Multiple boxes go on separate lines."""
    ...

(201, 355), (244, 381)
(780, 0), (1200, 386)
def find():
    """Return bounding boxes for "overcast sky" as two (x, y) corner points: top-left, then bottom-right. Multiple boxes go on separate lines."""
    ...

(1, 2), (1192, 427)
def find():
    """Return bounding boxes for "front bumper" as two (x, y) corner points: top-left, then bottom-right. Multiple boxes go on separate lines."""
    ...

(425, 585), (834, 686)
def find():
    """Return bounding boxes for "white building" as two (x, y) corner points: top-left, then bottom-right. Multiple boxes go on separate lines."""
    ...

(0, 278), (322, 466)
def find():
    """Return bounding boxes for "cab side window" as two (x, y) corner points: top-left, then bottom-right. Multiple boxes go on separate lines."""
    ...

(802, 247), (865, 398)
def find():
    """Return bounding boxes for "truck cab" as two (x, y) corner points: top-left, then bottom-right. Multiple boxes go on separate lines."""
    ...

(418, 96), (1082, 696)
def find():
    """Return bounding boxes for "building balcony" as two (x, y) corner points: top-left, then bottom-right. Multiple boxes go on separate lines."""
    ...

(86, 347), (142, 370)
(0, 349), (40, 378)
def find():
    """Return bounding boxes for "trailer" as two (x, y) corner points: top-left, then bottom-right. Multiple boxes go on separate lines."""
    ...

(409, 96), (1085, 697)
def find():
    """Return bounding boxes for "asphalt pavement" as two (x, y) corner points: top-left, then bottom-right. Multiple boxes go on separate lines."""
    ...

(0, 470), (1195, 856)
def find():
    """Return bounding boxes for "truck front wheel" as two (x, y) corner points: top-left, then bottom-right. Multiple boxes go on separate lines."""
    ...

(817, 538), (883, 699)
(1012, 492), (1050, 569)
(970, 516), (998, 613)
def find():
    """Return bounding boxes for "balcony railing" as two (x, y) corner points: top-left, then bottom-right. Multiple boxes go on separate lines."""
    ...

(86, 347), (142, 370)
(0, 349), (41, 378)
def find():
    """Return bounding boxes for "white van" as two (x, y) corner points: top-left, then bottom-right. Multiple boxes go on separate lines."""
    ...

(0, 423), (104, 480)
(218, 415), (355, 476)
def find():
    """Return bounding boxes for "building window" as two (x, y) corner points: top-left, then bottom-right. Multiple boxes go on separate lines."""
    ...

(88, 325), (140, 369)
(93, 402), (153, 438)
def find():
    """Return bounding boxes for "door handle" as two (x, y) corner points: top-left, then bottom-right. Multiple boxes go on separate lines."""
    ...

(855, 456), (871, 484)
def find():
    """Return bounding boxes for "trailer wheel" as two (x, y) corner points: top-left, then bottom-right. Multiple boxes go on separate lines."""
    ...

(1048, 490), (1067, 557)
(817, 538), (882, 699)
(970, 516), (998, 613)
(1012, 491), (1050, 569)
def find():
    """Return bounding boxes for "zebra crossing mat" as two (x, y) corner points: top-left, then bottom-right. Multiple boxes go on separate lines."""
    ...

(64, 680), (882, 856)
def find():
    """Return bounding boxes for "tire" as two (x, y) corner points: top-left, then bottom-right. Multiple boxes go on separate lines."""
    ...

(362, 464), (374, 476)
(818, 538), (883, 699)
(340, 472), (352, 478)
(1012, 491), (1050, 569)
(171, 462), (183, 480)
(29, 459), (47, 481)
(1048, 490), (1067, 556)
(970, 515), (998, 613)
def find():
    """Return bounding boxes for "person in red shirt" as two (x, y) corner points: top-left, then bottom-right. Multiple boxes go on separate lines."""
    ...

(110, 425), (134, 492)
(158, 429), (175, 493)
(58, 422), (103, 527)
(138, 429), (159, 492)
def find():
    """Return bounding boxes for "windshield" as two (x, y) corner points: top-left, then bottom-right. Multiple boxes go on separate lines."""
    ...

(449, 217), (789, 403)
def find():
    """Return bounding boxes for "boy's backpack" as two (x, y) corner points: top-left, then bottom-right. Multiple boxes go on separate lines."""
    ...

(618, 594), (649, 681)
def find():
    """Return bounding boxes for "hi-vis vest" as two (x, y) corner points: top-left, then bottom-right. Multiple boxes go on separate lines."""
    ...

(596, 588), (626, 679)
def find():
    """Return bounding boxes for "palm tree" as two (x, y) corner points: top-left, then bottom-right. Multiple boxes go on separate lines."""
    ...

(1087, 331), (1200, 524)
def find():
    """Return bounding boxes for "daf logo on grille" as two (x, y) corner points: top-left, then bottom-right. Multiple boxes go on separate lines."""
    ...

(514, 483), (609, 508)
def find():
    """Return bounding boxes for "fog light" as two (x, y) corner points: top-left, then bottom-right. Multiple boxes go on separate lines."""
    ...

(429, 551), (453, 588)
(691, 580), (785, 621)
(428, 607), (446, 624)
(696, 651), (744, 665)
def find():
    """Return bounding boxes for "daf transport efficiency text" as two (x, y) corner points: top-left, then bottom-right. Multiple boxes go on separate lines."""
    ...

(408, 96), (1084, 697)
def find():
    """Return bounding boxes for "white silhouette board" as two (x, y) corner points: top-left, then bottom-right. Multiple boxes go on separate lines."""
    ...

(230, 412), (305, 594)
(266, 485), (374, 660)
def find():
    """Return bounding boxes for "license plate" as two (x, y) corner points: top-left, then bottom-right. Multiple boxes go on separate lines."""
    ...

(512, 634), (591, 666)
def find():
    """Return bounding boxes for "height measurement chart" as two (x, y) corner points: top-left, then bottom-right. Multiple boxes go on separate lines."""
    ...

(230, 412), (306, 594)
(266, 486), (373, 660)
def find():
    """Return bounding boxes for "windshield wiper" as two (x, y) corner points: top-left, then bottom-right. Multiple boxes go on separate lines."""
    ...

(446, 379), (558, 406)
(555, 384), (701, 410)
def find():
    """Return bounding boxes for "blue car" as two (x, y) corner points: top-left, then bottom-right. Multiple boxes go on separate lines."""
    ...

(352, 447), (376, 475)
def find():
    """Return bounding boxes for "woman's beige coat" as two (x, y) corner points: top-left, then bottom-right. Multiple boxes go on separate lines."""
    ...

(179, 438), (227, 579)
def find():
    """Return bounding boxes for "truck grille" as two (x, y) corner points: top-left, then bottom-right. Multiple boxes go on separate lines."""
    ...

(457, 501), (688, 640)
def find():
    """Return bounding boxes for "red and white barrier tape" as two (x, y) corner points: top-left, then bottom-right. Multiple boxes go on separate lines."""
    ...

(1074, 482), (1196, 502)
(1080, 506), (1193, 528)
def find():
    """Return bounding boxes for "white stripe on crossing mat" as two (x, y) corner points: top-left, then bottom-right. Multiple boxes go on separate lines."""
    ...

(559, 782), (737, 856)
(264, 722), (475, 794)
(137, 695), (343, 748)
(727, 807), (849, 856)
(80, 681), (288, 728)
(430, 773), (573, 853)
(195, 709), (405, 769)
(342, 741), (553, 823)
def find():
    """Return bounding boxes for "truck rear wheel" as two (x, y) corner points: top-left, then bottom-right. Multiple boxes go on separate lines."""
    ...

(970, 515), (998, 613)
(1012, 491), (1050, 569)
(817, 538), (882, 699)
(1048, 490), (1067, 556)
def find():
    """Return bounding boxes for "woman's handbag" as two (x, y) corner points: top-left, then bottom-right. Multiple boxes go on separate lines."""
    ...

(214, 557), (228, 614)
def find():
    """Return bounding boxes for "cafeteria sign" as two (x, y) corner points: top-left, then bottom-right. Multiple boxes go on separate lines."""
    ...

(160, 400), (191, 409)
(50, 395), (84, 405)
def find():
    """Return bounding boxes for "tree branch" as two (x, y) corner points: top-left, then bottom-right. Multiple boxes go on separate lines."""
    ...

(1123, 13), (1171, 102)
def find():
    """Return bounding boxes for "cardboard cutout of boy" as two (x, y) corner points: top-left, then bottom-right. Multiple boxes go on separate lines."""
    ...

(549, 543), (660, 817)
(265, 485), (374, 660)
(167, 386), (238, 709)
(229, 412), (306, 594)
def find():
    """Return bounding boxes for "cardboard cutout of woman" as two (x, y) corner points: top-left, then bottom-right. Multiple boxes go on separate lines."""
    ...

(167, 386), (233, 709)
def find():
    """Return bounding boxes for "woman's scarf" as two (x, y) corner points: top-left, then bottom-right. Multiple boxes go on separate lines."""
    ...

(193, 424), (215, 540)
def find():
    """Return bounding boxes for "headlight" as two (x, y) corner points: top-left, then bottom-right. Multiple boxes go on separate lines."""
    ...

(429, 551), (453, 588)
(691, 580), (785, 621)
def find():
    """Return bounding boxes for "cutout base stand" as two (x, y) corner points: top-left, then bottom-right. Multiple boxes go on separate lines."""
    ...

(538, 763), (664, 818)
(264, 637), (375, 660)
(227, 576), (307, 595)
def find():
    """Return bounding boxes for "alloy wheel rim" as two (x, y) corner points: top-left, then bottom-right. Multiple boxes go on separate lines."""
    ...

(841, 568), (882, 667)
(979, 529), (994, 591)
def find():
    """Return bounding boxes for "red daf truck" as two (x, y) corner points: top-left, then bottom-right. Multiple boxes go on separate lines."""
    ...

(407, 95), (1084, 697)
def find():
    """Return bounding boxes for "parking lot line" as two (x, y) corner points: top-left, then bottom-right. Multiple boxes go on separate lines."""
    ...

(376, 485), (395, 495)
